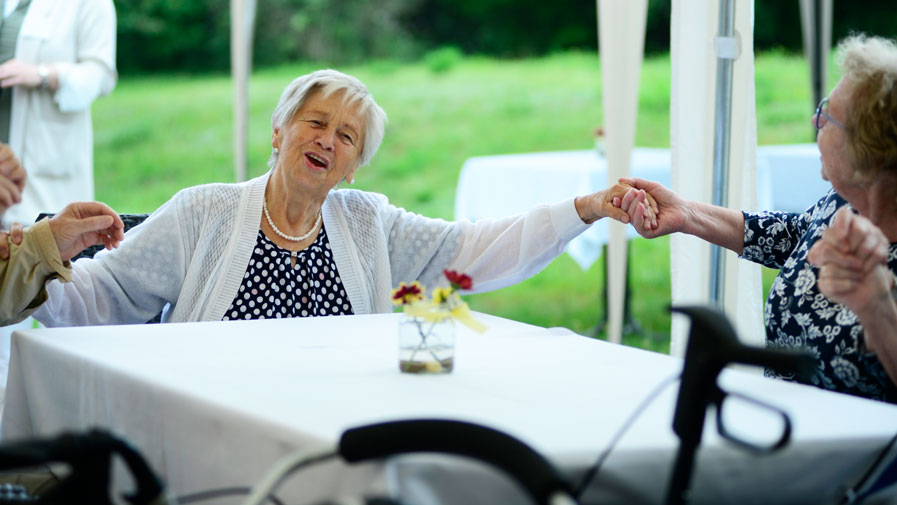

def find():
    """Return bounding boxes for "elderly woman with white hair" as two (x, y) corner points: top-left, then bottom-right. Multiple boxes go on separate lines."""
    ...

(616, 34), (897, 403)
(33, 69), (644, 325)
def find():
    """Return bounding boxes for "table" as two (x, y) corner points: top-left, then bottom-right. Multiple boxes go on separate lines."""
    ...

(454, 144), (830, 270)
(3, 314), (897, 504)
(755, 143), (833, 212)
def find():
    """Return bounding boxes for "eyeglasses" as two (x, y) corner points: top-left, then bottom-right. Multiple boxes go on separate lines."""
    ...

(815, 98), (845, 131)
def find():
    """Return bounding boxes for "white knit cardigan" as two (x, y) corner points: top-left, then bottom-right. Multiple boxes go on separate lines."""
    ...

(35, 172), (589, 326)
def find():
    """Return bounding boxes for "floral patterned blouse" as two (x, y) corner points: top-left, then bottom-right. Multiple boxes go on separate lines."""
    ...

(741, 189), (897, 403)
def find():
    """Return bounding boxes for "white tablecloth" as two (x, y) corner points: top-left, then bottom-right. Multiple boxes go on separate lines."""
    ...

(3, 313), (896, 504)
(455, 145), (830, 270)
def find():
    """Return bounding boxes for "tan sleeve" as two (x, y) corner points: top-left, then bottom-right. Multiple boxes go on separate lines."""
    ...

(0, 219), (72, 326)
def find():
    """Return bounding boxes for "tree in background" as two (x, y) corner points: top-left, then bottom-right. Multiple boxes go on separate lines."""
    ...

(403, 0), (597, 57)
(117, 0), (230, 73)
(254, 0), (422, 66)
(113, 0), (897, 74)
(115, 0), (422, 73)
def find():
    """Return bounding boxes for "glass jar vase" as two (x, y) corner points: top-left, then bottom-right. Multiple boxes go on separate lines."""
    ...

(398, 315), (455, 374)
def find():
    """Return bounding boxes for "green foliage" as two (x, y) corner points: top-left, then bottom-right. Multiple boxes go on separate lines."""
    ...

(116, 0), (231, 73)
(423, 46), (464, 74)
(253, 0), (423, 66)
(405, 0), (597, 57)
(112, 0), (897, 73)
(92, 51), (816, 349)
(115, 0), (424, 73)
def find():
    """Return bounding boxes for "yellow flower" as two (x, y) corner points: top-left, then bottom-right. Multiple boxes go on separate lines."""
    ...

(432, 286), (454, 305)
(395, 272), (486, 333)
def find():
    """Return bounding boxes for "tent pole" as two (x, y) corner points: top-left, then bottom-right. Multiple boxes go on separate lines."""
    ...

(800, 0), (833, 140)
(812, 0), (823, 110)
(231, 0), (257, 182)
(709, 0), (736, 307)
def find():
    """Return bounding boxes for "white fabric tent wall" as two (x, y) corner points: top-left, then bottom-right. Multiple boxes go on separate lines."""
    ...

(669, 0), (763, 356)
(597, 0), (648, 345)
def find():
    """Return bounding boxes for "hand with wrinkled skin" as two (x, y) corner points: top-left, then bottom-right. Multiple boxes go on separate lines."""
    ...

(611, 177), (748, 254)
(0, 223), (23, 260)
(808, 207), (891, 318)
(613, 177), (686, 238)
(0, 144), (25, 219)
(807, 206), (897, 390)
(48, 202), (125, 262)
(0, 142), (26, 260)
(575, 181), (659, 225)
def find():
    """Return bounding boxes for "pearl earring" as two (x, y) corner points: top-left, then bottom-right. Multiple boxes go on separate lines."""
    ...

(347, 176), (355, 185)
(273, 147), (279, 154)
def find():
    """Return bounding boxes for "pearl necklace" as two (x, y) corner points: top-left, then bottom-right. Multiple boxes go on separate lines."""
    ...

(263, 198), (322, 242)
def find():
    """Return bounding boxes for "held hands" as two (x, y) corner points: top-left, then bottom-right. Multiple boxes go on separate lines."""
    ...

(613, 177), (686, 238)
(576, 181), (659, 225)
(48, 202), (125, 262)
(807, 207), (892, 323)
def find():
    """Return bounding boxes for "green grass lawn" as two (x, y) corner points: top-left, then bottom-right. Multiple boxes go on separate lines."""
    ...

(93, 50), (825, 352)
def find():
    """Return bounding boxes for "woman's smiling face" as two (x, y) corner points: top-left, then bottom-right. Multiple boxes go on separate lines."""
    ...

(273, 87), (365, 194)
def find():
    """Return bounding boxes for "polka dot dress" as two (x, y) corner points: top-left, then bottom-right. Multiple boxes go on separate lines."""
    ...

(223, 225), (354, 320)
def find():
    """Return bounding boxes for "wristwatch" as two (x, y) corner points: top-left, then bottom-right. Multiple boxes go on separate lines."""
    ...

(37, 64), (49, 90)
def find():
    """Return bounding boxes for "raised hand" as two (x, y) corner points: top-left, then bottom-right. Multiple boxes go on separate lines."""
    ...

(48, 202), (125, 262)
(808, 207), (891, 316)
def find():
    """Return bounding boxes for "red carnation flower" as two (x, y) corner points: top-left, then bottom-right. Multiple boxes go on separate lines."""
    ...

(443, 269), (473, 290)
(392, 282), (424, 305)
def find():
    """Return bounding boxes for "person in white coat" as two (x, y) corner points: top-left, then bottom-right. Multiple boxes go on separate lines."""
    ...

(0, 0), (116, 409)
(0, 0), (117, 226)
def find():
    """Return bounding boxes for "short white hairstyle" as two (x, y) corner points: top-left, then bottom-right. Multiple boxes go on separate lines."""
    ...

(268, 69), (388, 169)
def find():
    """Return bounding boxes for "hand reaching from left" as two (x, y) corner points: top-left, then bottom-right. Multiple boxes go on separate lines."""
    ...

(48, 202), (125, 262)
(613, 177), (690, 238)
(575, 182), (658, 225)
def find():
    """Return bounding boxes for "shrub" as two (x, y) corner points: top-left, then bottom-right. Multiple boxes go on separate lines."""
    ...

(424, 46), (464, 74)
